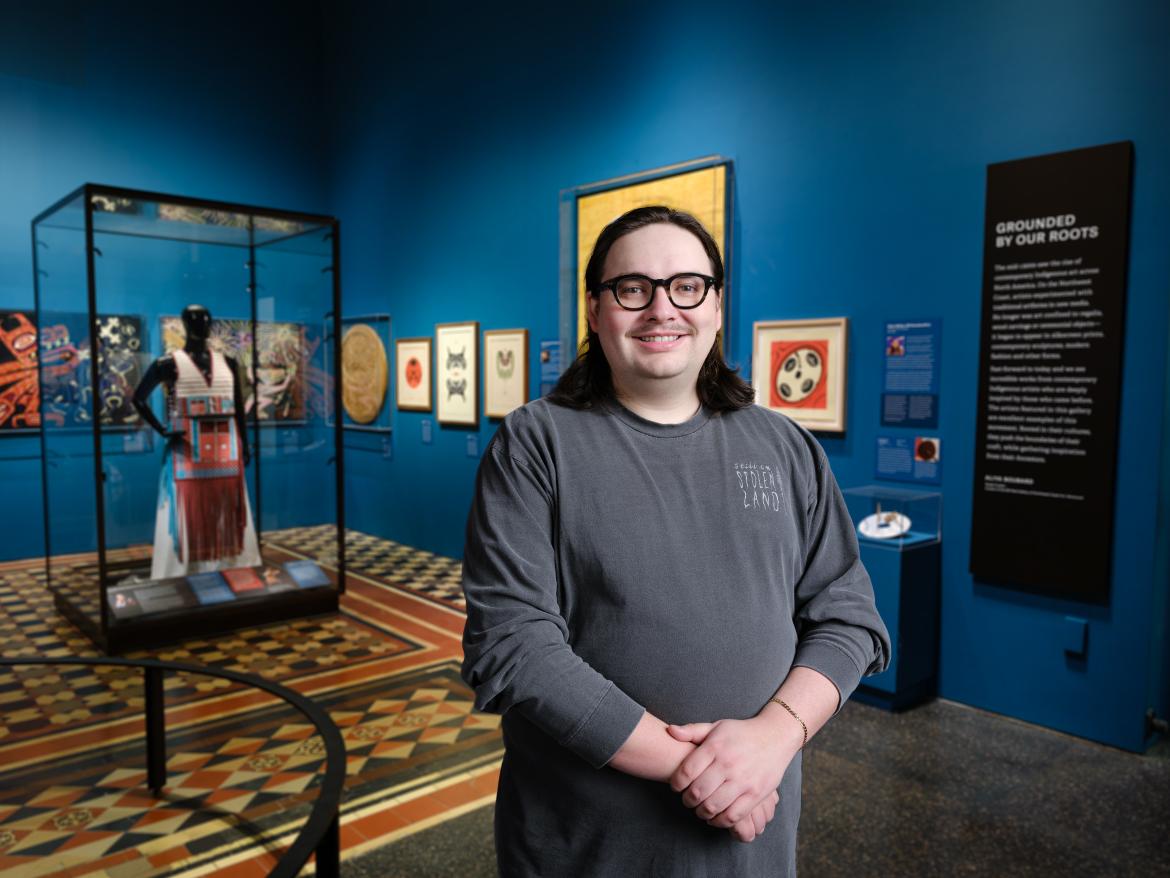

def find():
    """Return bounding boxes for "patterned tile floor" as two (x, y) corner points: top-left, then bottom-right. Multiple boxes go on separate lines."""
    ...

(282, 528), (466, 612)
(0, 527), (499, 877)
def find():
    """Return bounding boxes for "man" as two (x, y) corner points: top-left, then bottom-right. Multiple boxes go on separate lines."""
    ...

(461, 206), (890, 876)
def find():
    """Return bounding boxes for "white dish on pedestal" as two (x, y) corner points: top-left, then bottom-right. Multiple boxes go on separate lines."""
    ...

(859, 511), (912, 539)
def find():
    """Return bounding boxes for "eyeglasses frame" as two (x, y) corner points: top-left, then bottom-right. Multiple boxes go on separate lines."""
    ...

(593, 272), (717, 311)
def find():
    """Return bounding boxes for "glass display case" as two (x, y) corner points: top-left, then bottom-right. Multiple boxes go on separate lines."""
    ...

(32, 184), (344, 653)
(842, 485), (941, 548)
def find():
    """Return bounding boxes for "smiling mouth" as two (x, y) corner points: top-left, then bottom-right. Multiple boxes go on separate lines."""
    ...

(634, 334), (685, 343)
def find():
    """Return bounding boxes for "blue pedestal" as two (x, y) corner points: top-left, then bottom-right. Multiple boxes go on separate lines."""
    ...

(852, 538), (940, 711)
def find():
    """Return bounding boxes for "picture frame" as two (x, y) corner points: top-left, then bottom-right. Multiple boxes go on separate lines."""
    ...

(752, 317), (848, 433)
(161, 315), (306, 422)
(395, 337), (432, 412)
(572, 160), (733, 349)
(337, 315), (391, 431)
(2, 310), (149, 432)
(483, 328), (529, 419)
(435, 322), (478, 427)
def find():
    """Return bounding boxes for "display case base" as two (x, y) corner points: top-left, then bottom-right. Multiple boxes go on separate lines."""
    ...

(853, 539), (941, 711)
(54, 588), (340, 655)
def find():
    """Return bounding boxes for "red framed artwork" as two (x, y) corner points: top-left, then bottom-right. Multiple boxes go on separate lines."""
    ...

(752, 317), (848, 433)
(395, 337), (432, 412)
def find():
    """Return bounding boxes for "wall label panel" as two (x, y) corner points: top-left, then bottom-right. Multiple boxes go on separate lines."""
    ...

(881, 319), (941, 429)
(970, 141), (1133, 602)
(876, 435), (941, 485)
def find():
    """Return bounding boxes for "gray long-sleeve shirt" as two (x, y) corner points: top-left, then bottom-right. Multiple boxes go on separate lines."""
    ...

(461, 398), (890, 877)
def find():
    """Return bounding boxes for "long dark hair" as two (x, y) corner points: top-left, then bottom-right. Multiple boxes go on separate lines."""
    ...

(549, 205), (755, 411)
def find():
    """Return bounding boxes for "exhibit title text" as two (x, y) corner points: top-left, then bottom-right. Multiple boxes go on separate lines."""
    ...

(994, 214), (1099, 248)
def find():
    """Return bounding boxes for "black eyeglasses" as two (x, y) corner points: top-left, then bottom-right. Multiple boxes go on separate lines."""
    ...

(595, 273), (716, 311)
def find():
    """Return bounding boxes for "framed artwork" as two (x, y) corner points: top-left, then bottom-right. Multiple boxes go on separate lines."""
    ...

(2, 310), (146, 431)
(90, 314), (146, 427)
(395, 337), (432, 412)
(483, 329), (529, 419)
(161, 316), (306, 421)
(0, 310), (43, 431)
(575, 161), (731, 347)
(435, 321), (478, 427)
(752, 317), (849, 433)
(338, 315), (391, 431)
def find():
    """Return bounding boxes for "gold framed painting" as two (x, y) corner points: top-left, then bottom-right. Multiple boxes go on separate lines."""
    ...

(395, 337), (432, 412)
(574, 160), (731, 348)
(483, 328), (529, 419)
(435, 321), (478, 427)
(752, 317), (849, 433)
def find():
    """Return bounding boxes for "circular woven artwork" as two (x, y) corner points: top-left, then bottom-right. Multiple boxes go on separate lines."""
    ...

(341, 324), (388, 424)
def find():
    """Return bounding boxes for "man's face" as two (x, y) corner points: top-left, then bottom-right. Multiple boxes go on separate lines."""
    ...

(587, 223), (721, 397)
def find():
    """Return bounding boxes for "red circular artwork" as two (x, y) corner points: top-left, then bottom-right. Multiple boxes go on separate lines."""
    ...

(405, 357), (423, 388)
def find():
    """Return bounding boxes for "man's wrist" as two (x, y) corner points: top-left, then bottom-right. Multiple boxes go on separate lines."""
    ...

(756, 701), (806, 752)
(609, 713), (696, 783)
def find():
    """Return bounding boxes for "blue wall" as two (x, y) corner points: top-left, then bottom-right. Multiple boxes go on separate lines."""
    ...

(2, 1), (1167, 753)
(324, 0), (1170, 751)
(1153, 316), (1170, 740)
(0, 2), (329, 560)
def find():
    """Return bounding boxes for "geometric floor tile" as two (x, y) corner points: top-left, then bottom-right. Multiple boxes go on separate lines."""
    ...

(0, 531), (500, 877)
(268, 526), (467, 611)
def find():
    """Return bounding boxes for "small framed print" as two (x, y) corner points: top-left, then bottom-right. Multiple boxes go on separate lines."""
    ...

(436, 321), (479, 427)
(483, 329), (529, 419)
(395, 337), (432, 412)
(752, 317), (848, 433)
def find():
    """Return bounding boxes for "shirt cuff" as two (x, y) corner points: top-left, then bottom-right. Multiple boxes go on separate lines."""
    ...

(563, 682), (646, 769)
(792, 639), (866, 713)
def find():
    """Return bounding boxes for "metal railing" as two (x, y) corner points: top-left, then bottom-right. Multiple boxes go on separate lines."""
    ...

(0, 657), (345, 878)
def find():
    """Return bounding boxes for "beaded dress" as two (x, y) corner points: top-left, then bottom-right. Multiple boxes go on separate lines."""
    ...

(150, 349), (260, 579)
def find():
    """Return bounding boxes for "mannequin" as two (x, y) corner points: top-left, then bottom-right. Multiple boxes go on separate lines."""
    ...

(133, 305), (260, 579)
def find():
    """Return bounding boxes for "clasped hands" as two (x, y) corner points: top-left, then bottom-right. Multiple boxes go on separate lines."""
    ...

(666, 713), (801, 844)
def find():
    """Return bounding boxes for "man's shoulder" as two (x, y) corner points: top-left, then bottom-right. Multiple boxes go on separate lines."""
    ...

(491, 397), (601, 458)
(499, 396), (574, 433)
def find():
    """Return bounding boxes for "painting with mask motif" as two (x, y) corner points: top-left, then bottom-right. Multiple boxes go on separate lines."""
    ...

(0, 310), (41, 431)
(1, 310), (145, 431)
(90, 315), (146, 427)
(160, 316), (305, 421)
(435, 321), (478, 427)
(483, 329), (528, 419)
(395, 337), (432, 413)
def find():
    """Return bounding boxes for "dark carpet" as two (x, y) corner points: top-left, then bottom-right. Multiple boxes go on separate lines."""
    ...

(349, 698), (1170, 877)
